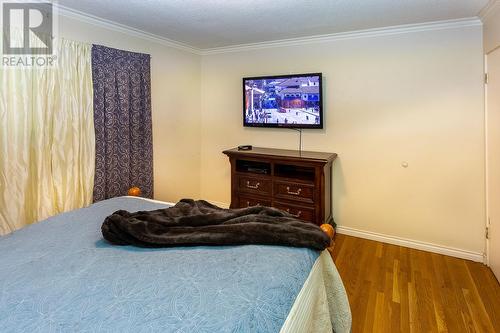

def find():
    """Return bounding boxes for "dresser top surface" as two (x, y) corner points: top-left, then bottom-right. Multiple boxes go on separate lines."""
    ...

(223, 147), (337, 163)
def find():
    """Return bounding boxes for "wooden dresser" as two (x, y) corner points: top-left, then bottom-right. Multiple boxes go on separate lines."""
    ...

(223, 147), (337, 226)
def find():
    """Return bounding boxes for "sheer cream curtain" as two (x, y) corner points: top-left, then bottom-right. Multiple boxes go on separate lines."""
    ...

(0, 38), (95, 235)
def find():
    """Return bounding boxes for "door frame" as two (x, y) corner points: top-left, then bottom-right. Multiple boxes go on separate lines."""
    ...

(485, 46), (500, 267)
(485, 52), (490, 267)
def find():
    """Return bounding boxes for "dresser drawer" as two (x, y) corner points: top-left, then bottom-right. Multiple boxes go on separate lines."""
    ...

(238, 176), (272, 196)
(274, 181), (315, 204)
(273, 202), (315, 224)
(237, 195), (272, 208)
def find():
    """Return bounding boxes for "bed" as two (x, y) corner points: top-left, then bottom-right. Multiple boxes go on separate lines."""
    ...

(0, 197), (351, 333)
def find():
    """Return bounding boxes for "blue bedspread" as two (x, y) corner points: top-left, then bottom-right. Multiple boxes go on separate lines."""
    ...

(0, 197), (320, 333)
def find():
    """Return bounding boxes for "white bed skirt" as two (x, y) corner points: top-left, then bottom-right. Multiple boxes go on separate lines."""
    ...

(280, 250), (352, 333)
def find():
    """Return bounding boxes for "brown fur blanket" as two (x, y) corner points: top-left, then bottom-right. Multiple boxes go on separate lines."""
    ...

(102, 199), (330, 250)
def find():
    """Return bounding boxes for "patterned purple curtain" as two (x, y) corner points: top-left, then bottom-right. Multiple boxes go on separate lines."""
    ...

(91, 45), (153, 201)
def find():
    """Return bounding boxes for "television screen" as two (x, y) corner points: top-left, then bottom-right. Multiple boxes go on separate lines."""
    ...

(243, 73), (323, 129)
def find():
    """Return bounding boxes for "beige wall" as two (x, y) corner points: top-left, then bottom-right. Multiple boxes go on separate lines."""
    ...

(484, 4), (500, 53)
(57, 15), (486, 254)
(200, 26), (486, 253)
(59, 15), (202, 203)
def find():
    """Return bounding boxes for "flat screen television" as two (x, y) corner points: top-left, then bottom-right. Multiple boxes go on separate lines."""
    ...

(243, 73), (323, 129)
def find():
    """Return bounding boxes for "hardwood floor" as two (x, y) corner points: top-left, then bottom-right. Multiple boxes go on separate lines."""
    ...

(331, 234), (500, 332)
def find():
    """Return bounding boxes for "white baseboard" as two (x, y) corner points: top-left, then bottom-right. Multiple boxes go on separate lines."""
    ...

(207, 200), (230, 209)
(336, 226), (485, 263)
(183, 200), (485, 263)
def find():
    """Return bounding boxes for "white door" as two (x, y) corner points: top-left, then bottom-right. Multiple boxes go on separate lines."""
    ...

(487, 48), (500, 281)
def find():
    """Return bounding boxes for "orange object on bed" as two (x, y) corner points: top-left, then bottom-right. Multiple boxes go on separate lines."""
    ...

(127, 187), (142, 196)
(320, 223), (335, 240)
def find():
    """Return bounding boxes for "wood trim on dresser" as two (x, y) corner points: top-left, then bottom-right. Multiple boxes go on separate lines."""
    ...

(223, 147), (337, 226)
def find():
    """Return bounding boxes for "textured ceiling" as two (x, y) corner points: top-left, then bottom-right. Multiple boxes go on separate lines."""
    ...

(57, 0), (488, 49)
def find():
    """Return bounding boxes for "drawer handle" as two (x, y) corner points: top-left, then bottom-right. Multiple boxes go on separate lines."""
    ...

(286, 208), (302, 218)
(286, 186), (302, 196)
(247, 201), (260, 207)
(246, 181), (260, 189)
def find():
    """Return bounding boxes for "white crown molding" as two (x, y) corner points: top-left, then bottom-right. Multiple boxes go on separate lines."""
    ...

(336, 226), (485, 263)
(55, 4), (203, 55)
(201, 17), (482, 55)
(478, 0), (500, 22)
(53, 5), (481, 57)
